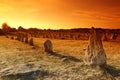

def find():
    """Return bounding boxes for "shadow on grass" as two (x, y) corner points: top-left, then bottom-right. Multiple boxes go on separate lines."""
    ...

(48, 52), (82, 62)
(104, 65), (120, 77)
(100, 64), (120, 77)
(1, 70), (54, 80)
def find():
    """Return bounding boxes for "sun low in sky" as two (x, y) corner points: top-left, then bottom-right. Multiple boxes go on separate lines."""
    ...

(0, 0), (120, 29)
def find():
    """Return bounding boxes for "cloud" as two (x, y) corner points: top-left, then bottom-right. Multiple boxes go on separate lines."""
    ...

(72, 10), (120, 22)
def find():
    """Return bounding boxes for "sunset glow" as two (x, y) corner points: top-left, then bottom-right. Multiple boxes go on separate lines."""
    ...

(0, 0), (120, 29)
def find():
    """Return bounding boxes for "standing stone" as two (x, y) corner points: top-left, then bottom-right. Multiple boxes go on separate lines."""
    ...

(19, 33), (22, 41)
(29, 38), (34, 46)
(6, 35), (9, 38)
(44, 40), (53, 53)
(16, 33), (20, 41)
(111, 33), (118, 40)
(25, 36), (28, 43)
(84, 27), (106, 66)
(21, 34), (24, 42)
(11, 36), (14, 40)
(102, 33), (108, 41)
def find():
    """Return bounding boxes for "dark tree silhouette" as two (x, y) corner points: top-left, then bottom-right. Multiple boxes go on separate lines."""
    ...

(18, 26), (25, 31)
(0, 29), (4, 35)
(2, 23), (11, 33)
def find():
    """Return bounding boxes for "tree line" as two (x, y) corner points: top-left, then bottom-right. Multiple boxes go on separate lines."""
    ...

(0, 22), (120, 41)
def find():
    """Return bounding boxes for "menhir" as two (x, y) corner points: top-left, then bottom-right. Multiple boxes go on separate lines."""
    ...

(44, 40), (53, 53)
(84, 27), (106, 66)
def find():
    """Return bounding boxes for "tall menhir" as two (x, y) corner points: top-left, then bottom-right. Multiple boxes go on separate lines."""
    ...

(84, 27), (106, 66)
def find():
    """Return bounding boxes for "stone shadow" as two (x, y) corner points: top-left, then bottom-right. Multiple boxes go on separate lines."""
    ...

(47, 52), (82, 62)
(105, 65), (120, 77)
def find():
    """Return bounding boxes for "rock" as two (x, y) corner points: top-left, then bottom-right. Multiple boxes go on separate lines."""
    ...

(29, 38), (34, 46)
(25, 36), (28, 43)
(44, 40), (53, 53)
(10, 36), (14, 40)
(6, 36), (9, 38)
(0, 64), (42, 80)
(21, 34), (24, 42)
(84, 27), (107, 66)
(102, 33), (108, 41)
(111, 33), (118, 40)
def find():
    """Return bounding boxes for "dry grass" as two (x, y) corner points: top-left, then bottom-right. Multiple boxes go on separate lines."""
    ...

(0, 36), (120, 80)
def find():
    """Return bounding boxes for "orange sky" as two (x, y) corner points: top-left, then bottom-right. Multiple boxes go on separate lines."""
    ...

(0, 0), (120, 29)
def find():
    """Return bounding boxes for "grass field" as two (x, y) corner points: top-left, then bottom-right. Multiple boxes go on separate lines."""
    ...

(0, 36), (120, 80)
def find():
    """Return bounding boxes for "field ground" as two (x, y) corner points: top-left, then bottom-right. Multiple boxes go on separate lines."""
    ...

(0, 36), (120, 80)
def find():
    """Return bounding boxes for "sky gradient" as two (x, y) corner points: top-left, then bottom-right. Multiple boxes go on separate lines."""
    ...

(0, 0), (120, 29)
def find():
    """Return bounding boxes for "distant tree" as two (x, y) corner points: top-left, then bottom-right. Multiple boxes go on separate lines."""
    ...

(28, 28), (41, 32)
(0, 29), (4, 35)
(2, 23), (11, 33)
(10, 28), (17, 32)
(18, 26), (25, 31)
